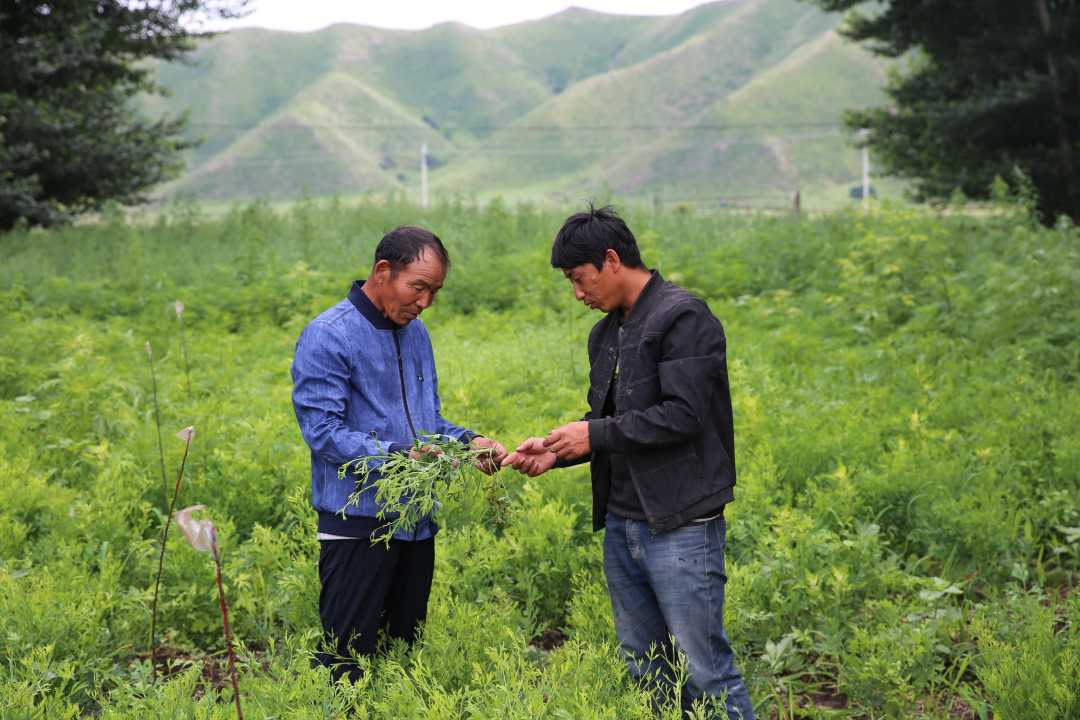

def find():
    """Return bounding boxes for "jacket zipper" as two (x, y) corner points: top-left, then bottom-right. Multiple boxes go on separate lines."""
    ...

(393, 329), (418, 440)
(393, 329), (421, 541)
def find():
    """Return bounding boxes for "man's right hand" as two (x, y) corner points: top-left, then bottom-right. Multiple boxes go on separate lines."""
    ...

(501, 437), (558, 477)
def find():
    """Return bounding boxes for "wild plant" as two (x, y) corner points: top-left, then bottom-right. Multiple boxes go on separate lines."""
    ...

(144, 341), (169, 508)
(174, 300), (192, 399)
(339, 435), (511, 544)
(149, 425), (195, 684)
(174, 504), (244, 720)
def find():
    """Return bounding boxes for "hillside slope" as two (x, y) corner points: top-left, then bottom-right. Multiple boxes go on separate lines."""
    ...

(147, 0), (887, 205)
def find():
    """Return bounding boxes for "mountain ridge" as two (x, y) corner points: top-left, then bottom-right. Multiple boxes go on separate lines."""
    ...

(149, 0), (887, 206)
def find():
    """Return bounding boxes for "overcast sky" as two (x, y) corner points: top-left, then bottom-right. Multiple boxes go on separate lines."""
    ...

(207, 1), (714, 33)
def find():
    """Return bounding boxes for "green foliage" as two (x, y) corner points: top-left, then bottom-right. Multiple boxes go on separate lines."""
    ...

(973, 595), (1080, 719)
(0, 0), (249, 230)
(0, 199), (1077, 716)
(808, 0), (1080, 224)
(437, 484), (593, 631)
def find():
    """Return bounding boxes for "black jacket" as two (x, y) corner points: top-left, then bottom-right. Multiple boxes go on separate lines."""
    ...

(573, 271), (736, 533)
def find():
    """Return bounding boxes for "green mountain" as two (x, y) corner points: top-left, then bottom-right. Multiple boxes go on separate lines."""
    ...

(147, 0), (888, 207)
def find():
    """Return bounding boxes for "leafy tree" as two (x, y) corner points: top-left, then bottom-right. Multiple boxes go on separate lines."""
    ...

(809, 0), (1080, 223)
(0, 1), (248, 230)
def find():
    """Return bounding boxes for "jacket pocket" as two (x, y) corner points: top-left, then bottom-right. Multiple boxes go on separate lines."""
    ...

(636, 443), (703, 478)
(633, 443), (712, 515)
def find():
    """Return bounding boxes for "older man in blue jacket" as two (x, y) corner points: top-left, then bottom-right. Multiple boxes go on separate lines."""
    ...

(291, 225), (506, 682)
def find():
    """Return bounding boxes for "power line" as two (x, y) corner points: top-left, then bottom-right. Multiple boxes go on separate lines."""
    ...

(186, 131), (846, 169)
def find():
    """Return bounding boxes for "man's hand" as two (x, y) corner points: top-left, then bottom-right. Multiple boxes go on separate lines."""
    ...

(471, 436), (508, 475)
(501, 437), (558, 477)
(408, 444), (444, 461)
(543, 421), (591, 461)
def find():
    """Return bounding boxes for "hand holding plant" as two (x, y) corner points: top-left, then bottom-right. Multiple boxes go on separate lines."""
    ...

(408, 443), (446, 461)
(340, 435), (512, 544)
(470, 436), (508, 474)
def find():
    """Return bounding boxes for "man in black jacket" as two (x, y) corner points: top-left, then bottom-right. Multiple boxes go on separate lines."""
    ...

(503, 206), (754, 719)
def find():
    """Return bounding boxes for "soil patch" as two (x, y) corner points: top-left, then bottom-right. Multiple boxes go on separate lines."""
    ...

(529, 628), (568, 651)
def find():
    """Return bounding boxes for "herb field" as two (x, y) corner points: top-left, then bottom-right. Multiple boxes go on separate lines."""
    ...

(1, 198), (1078, 718)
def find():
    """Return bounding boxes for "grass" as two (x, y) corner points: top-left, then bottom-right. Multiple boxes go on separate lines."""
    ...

(0, 195), (1077, 717)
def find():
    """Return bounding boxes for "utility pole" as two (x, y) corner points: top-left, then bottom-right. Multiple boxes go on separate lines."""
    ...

(858, 128), (871, 210)
(420, 143), (429, 210)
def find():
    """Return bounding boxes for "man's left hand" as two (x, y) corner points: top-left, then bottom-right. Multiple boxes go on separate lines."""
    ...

(543, 421), (591, 460)
(471, 437), (508, 475)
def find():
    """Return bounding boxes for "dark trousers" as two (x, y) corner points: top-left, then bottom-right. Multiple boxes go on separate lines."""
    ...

(316, 537), (435, 682)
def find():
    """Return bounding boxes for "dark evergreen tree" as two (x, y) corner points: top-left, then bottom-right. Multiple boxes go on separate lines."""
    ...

(809, 0), (1079, 223)
(0, 1), (247, 230)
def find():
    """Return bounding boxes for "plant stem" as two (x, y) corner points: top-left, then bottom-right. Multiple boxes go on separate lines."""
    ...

(178, 313), (192, 400)
(147, 342), (169, 509)
(149, 430), (193, 684)
(214, 553), (244, 720)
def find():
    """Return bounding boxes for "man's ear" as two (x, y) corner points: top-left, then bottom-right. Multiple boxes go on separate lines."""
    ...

(371, 259), (393, 283)
(603, 248), (622, 273)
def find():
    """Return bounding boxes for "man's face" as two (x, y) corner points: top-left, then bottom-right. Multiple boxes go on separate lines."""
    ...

(373, 249), (447, 325)
(563, 258), (618, 313)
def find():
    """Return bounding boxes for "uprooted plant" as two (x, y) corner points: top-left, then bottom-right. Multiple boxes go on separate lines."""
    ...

(339, 435), (511, 544)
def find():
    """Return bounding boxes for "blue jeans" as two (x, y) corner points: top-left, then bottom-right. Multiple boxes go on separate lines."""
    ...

(604, 512), (754, 720)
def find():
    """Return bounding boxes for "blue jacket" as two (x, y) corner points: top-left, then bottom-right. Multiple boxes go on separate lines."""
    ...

(291, 281), (475, 540)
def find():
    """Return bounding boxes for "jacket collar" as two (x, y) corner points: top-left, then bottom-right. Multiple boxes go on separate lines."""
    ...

(622, 269), (663, 324)
(348, 280), (398, 331)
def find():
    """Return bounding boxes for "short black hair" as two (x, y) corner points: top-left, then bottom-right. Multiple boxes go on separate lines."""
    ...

(550, 204), (644, 271)
(374, 225), (450, 272)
